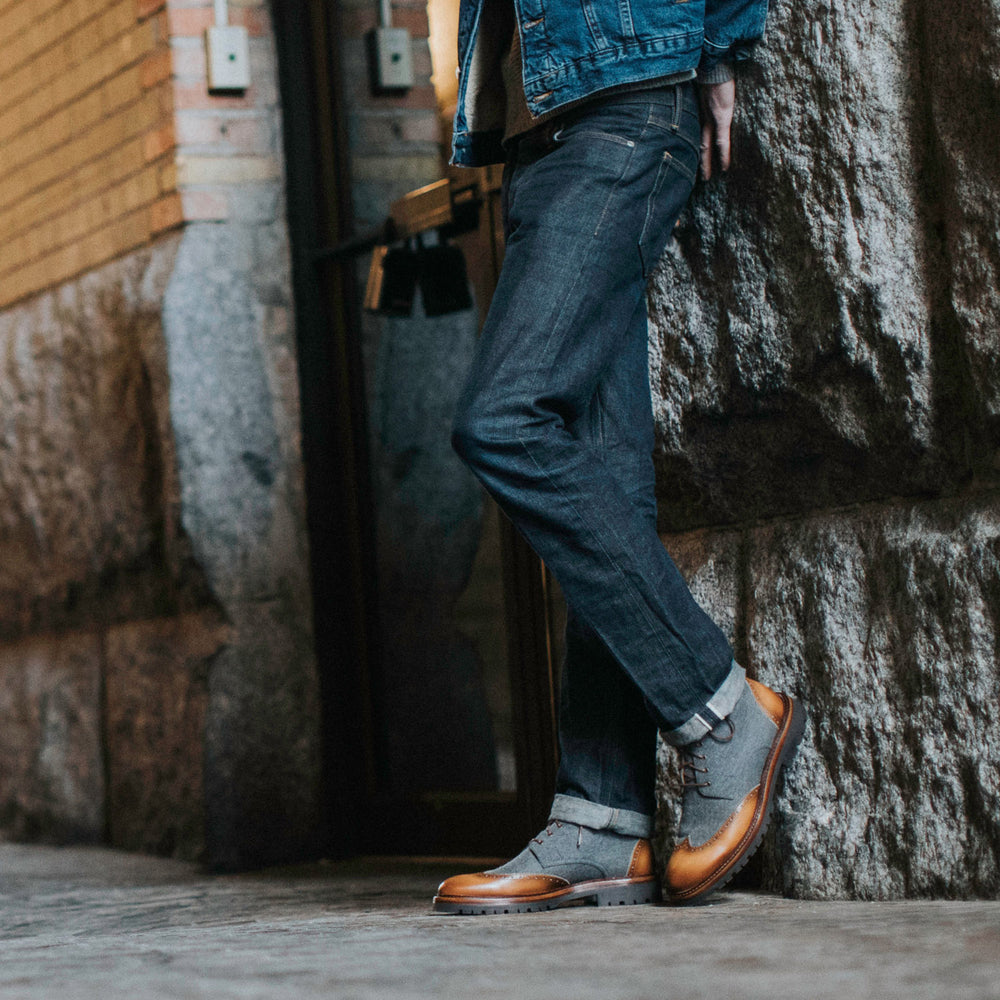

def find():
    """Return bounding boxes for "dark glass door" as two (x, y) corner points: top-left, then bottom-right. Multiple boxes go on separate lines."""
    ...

(362, 165), (563, 855)
(274, 1), (563, 859)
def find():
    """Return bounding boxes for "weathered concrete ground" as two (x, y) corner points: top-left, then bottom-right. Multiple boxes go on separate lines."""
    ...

(1, 842), (997, 1000)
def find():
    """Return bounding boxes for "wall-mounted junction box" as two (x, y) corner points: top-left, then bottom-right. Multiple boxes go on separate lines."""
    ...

(371, 26), (413, 90)
(206, 25), (251, 92)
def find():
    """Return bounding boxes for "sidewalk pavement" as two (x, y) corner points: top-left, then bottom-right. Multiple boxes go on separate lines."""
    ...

(0, 842), (997, 1000)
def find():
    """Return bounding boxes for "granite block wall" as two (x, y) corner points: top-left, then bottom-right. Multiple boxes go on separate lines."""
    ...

(0, 0), (320, 868)
(651, 0), (1000, 898)
(0, 217), (319, 869)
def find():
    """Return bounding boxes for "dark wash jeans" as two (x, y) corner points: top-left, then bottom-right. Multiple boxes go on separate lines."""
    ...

(452, 82), (744, 834)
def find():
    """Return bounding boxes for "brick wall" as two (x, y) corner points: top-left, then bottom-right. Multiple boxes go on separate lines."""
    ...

(165, 0), (282, 222)
(0, 0), (281, 310)
(0, 0), (176, 307)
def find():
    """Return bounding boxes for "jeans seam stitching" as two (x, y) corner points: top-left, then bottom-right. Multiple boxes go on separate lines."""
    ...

(515, 434), (689, 696)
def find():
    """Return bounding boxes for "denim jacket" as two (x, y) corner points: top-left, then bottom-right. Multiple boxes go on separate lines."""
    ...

(452, 0), (769, 166)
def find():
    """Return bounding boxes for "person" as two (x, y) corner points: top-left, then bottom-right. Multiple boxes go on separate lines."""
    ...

(433, 0), (805, 914)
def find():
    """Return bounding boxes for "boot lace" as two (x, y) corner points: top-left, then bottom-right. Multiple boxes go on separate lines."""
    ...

(680, 717), (735, 790)
(532, 820), (584, 848)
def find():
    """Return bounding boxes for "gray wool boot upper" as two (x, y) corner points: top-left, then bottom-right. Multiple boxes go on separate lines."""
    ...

(487, 821), (642, 883)
(675, 679), (780, 848)
(433, 813), (659, 913)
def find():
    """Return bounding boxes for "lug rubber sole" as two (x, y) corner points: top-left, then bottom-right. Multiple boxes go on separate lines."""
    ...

(667, 693), (806, 905)
(433, 877), (659, 915)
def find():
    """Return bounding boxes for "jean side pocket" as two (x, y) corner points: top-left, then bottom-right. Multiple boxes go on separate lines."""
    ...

(647, 113), (702, 159)
(638, 151), (697, 277)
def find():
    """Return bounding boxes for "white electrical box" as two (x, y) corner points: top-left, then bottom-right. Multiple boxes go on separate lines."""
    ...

(206, 25), (251, 92)
(373, 26), (413, 90)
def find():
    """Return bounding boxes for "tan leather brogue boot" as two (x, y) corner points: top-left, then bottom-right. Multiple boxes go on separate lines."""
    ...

(433, 821), (659, 914)
(665, 677), (805, 904)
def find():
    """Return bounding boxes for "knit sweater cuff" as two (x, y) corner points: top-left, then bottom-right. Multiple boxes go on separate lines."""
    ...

(697, 61), (735, 85)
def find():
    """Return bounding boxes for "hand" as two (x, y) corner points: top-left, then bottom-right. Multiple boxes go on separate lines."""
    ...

(699, 78), (736, 180)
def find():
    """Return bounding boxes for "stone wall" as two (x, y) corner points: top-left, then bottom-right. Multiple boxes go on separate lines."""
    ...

(0, 224), (319, 868)
(652, 0), (1000, 898)
(0, 0), (320, 867)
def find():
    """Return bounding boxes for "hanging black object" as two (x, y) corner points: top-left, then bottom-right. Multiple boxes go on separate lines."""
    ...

(326, 178), (485, 315)
(418, 243), (473, 317)
(376, 245), (420, 316)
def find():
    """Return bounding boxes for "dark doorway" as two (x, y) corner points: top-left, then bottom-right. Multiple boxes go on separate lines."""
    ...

(273, 0), (562, 859)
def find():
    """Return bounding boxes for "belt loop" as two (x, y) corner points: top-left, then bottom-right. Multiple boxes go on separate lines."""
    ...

(672, 82), (682, 130)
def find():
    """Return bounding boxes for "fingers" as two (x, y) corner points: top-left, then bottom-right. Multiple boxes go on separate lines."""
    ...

(700, 120), (714, 180)
(698, 78), (736, 179)
(714, 115), (732, 173)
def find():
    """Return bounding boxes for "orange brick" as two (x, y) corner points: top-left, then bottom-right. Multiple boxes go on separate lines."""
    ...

(0, 0), (289, 310)
(4, 92), (164, 204)
(141, 48), (172, 87)
(151, 77), (176, 117)
(394, 8), (429, 38)
(11, 164), (159, 266)
(166, 7), (213, 37)
(5, 0), (106, 81)
(0, 204), (151, 308)
(0, 3), (140, 117)
(144, 121), (176, 160)
(234, 6), (270, 36)
(149, 7), (169, 43)
(158, 160), (178, 192)
(0, 0), (64, 54)
(0, 143), (145, 244)
(87, 207), (150, 260)
(94, 0), (140, 50)
(149, 192), (183, 233)
(102, 64), (144, 115)
(0, 47), (153, 174)
(136, 0), (167, 17)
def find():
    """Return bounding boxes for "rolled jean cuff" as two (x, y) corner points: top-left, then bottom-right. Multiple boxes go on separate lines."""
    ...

(548, 793), (653, 838)
(662, 661), (746, 746)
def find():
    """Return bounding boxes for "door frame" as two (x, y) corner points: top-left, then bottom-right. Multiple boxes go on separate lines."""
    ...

(273, 0), (559, 859)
